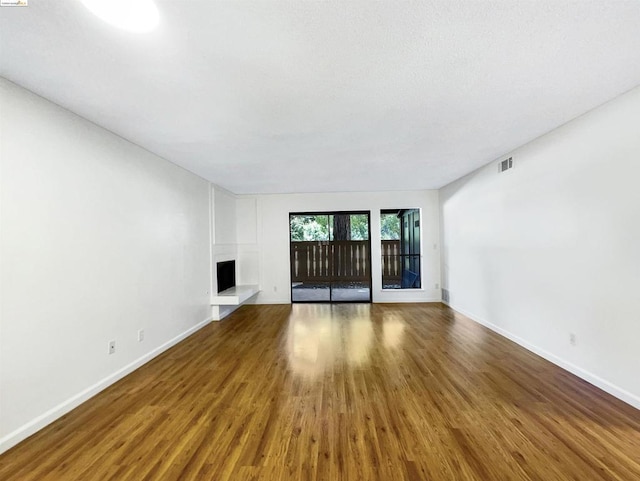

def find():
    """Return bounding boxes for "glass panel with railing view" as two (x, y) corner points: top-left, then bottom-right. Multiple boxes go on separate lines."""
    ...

(380, 209), (421, 289)
(290, 213), (371, 302)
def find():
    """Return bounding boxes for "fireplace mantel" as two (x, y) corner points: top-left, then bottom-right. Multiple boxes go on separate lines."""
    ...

(211, 285), (259, 306)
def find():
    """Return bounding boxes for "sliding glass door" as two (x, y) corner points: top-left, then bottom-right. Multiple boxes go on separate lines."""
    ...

(289, 211), (371, 303)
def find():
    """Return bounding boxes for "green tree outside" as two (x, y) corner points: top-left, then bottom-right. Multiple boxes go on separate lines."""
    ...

(380, 214), (400, 240)
(290, 213), (399, 241)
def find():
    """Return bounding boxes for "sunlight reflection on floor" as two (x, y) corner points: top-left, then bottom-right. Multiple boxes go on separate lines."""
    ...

(285, 304), (407, 378)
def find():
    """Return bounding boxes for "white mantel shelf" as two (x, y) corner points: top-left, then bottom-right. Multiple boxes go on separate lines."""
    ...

(211, 285), (260, 306)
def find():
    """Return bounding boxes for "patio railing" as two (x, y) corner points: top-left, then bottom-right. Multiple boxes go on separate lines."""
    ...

(290, 241), (370, 283)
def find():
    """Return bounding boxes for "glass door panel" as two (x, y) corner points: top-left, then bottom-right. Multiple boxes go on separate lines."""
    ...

(290, 214), (331, 302)
(290, 212), (371, 303)
(330, 213), (371, 302)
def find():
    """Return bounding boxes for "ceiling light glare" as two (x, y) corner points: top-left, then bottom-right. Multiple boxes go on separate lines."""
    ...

(81, 0), (159, 33)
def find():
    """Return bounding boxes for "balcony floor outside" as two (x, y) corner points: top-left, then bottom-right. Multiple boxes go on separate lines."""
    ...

(291, 282), (370, 302)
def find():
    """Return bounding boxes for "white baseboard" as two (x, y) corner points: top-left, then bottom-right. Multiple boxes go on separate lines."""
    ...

(250, 298), (445, 305)
(449, 304), (640, 411)
(375, 296), (442, 303)
(0, 317), (212, 454)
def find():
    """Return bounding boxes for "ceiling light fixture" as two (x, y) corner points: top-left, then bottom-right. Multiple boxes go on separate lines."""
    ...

(80, 0), (159, 33)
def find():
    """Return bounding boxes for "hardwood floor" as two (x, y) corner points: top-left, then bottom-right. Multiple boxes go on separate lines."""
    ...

(1, 303), (639, 480)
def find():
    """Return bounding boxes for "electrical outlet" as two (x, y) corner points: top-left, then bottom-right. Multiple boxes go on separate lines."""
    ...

(435, 283), (440, 289)
(273, 285), (277, 292)
(569, 333), (576, 346)
(108, 340), (116, 354)
(138, 329), (144, 342)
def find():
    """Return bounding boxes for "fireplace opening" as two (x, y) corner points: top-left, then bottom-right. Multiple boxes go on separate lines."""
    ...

(217, 260), (236, 293)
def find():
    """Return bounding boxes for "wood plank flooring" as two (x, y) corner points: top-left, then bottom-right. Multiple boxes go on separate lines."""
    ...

(1, 303), (639, 480)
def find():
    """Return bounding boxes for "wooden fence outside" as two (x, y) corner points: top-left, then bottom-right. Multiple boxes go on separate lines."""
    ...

(381, 240), (402, 283)
(290, 240), (403, 284)
(290, 241), (370, 283)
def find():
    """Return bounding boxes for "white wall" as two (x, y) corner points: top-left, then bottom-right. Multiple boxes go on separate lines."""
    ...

(440, 85), (640, 409)
(0, 79), (211, 452)
(213, 185), (237, 246)
(241, 190), (441, 304)
(236, 196), (260, 287)
(210, 184), (241, 320)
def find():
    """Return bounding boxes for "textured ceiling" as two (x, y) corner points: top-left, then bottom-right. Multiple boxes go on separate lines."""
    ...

(2, 1), (640, 194)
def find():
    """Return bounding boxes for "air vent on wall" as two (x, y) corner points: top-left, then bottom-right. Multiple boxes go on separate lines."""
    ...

(499, 157), (513, 173)
(441, 288), (450, 304)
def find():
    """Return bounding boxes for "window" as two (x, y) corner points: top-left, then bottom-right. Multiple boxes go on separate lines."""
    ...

(380, 209), (421, 289)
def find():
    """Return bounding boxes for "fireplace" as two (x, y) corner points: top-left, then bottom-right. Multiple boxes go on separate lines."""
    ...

(216, 260), (236, 293)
